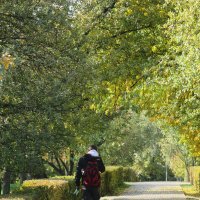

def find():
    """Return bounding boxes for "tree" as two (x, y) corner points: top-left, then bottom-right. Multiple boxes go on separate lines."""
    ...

(130, 0), (200, 156)
(75, 0), (169, 113)
(0, 0), (102, 194)
(99, 110), (172, 180)
(157, 121), (193, 181)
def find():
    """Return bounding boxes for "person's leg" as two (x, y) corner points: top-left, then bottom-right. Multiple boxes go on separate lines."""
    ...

(91, 187), (100, 200)
(83, 188), (93, 200)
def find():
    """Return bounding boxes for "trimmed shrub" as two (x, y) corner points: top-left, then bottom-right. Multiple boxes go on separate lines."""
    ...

(0, 193), (33, 200)
(51, 176), (81, 200)
(22, 179), (71, 200)
(122, 167), (138, 182)
(5, 166), (137, 199)
(100, 166), (123, 195)
(51, 176), (74, 181)
(53, 166), (125, 197)
(190, 166), (200, 193)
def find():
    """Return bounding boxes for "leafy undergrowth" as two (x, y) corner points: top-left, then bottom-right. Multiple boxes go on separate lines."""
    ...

(181, 184), (200, 199)
(0, 193), (33, 200)
(113, 183), (130, 196)
(0, 183), (33, 200)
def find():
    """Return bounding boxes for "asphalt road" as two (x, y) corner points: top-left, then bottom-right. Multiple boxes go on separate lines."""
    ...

(101, 181), (187, 200)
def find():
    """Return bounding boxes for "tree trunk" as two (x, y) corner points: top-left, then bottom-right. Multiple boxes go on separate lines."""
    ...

(31, 160), (48, 179)
(184, 166), (190, 182)
(19, 172), (27, 185)
(0, 179), (2, 195)
(2, 169), (11, 195)
(46, 160), (65, 175)
(69, 150), (74, 175)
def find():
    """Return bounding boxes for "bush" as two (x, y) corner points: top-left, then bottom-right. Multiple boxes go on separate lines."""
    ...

(190, 166), (200, 193)
(122, 167), (138, 182)
(4, 166), (136, 199)
(50, 176), (81, 200)
(54, 166), (126, 197)
(100, 166), (126, 196)
(22, 179), (71, 200)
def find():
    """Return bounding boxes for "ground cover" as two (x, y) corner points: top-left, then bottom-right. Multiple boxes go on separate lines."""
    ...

(181, 184), (200, 200)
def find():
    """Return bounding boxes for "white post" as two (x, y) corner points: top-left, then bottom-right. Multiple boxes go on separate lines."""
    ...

(165, 159), (168, 182)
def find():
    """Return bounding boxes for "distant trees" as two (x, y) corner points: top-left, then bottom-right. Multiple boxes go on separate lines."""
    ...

(100, 110), (177, 181)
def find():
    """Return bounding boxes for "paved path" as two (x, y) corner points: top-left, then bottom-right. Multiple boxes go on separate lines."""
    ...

(101, 181), (186, 200)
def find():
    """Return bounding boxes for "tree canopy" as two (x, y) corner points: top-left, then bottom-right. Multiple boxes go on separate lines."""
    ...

(0, 0), (199, 193)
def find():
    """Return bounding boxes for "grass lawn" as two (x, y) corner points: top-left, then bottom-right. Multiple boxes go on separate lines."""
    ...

(0, 183), (21, 195)
(181, 183), (200, 199)
(0, 182), (33, 200)
(10, 182), (21, 192)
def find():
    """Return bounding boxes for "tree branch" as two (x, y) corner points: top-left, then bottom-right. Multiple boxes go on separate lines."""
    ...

(84, 0), (118, 36)
(0, 13), (35, 21)
(45, 160), (65, 175)
(58, 157), (69, 175)
(110, 24), (152, 39)
(0, 95), (89, 116)
(55, 156), (62, 172)
(0, 36), (26, 41)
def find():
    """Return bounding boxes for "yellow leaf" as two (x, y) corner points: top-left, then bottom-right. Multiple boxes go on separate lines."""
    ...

(151, 46), (158, 53)
(126, 8), (133, 16)
(1, 53), (14, 70)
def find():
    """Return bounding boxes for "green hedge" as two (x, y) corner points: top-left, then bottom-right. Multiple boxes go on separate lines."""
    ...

(100, 166), (124, 196)
(2, 166), (136, 200)
(190, 166), (200, 193)
(122, 167), (138, 182)
(22, 179), (70, 200)
(21, 179), (81, 200)
(52, 166), (125, 197)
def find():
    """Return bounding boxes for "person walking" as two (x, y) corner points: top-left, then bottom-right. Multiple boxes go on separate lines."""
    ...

(75, 145), (105, 200)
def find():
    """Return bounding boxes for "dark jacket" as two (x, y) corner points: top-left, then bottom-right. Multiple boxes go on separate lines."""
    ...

(75, 153), (105, 187)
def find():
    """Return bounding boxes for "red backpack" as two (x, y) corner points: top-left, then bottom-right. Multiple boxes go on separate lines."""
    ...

(82, 160), (100, 187)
